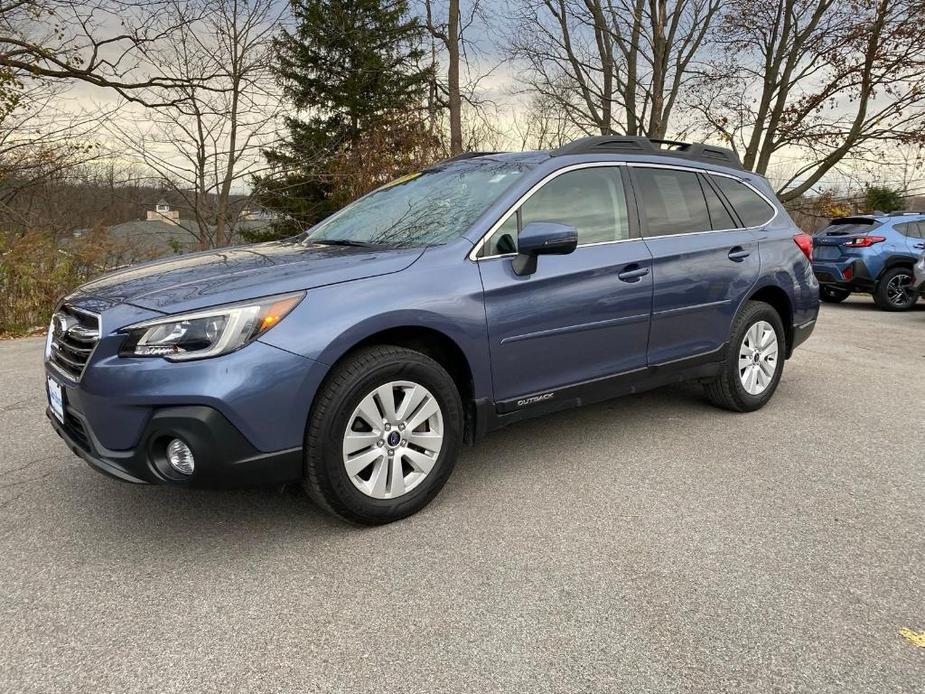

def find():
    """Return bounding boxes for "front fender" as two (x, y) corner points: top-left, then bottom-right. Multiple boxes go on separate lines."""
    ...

(259, 246), (493, 400)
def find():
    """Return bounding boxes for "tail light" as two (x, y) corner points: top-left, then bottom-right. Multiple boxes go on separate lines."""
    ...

(842, 235), (886, 248)
(793, 233), (813, 261)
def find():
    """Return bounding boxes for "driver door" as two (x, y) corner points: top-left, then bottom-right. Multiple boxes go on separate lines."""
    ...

(476, 166), (653, 404)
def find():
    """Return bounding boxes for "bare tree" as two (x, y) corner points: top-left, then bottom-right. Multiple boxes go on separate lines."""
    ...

(421, 0), (504, 155)
(693, 0), (925, 201)
(0, 78), (113, 232)
(0, 0), (224, 107)
(508, 0), (719, 138)
(423, 0), (463, 154)
(107, 0), (282, 248)
(510, 91), (582, 150)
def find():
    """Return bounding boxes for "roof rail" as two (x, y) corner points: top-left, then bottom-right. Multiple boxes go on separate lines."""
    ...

(550, 135), (744, 171)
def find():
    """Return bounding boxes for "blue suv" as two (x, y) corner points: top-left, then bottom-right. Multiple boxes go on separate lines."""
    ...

(812, 213), (925, 310)
(45, 137), (819, 524)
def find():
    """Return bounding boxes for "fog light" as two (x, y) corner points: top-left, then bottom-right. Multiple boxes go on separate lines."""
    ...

(166, 438), (195, 476)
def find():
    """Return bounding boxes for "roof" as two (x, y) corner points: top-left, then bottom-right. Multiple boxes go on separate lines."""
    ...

(871, 211), (925, 219)
(106, 217), (275, 255)
(832, 213), (925, 223)
(426, 151), (549, 170)
(109, 219), (199, 253)
(446, 136), (744, 172)
(550, 135), (744, 170)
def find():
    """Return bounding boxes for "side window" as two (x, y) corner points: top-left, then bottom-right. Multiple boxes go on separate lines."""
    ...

(633, 167), (711, 236)
(700, 175), (736, 230)
(712, 176), (775, 228)
(483, 167), (630, 255)
(895, 221), (923, 238)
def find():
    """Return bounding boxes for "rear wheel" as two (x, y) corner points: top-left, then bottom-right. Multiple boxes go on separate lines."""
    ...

(874, 267), (917, 311)
(303, 346), (463, 524)
(819, 285), (850, 303)
(704, 301), (786, 413)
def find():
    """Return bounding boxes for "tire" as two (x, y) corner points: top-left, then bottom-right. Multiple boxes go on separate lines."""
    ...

(873, 267), (917, 311)
(819, 285), (850, 303)
(704, 301), (786, 413)
(303, 345), (463, 525)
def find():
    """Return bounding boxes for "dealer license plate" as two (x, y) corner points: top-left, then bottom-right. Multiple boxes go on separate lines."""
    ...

(47, 377), (64, 423)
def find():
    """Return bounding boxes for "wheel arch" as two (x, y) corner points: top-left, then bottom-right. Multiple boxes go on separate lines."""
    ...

(746, 284), (794, 358)
(878, 255), (916, 279)
(347, 326), (475, 402)
(316, 322), (483, 442)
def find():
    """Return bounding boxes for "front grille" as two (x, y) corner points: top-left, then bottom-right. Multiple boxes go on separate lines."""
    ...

(48, 305), (100, 381)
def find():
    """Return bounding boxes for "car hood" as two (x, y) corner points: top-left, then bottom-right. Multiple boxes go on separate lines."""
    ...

(68, 240), (425, 314)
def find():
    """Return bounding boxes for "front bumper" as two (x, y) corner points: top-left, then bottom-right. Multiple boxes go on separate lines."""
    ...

(914, 258), (925, 295)
(48, 404), (302, 487)
(44, 327), (329, 487)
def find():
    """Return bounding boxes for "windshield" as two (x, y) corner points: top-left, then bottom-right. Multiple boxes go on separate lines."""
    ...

(304, 158), (530, 248)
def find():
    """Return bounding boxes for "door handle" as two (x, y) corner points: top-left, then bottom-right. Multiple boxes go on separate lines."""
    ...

(728, 247), (751, 262)
(617, 264), (650, 282)
(915, 242), (925, 249)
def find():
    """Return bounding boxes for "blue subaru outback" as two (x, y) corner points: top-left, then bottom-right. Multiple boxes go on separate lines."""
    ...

(45, 137), (819, 524)
(812, 213), (925, 310)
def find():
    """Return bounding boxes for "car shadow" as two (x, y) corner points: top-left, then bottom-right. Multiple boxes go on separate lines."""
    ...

(824, 295), (925, 312)
(56, 384), (712, 552)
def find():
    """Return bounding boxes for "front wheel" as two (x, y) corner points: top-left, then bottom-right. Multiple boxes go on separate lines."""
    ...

(874, 267), (917, 311)
(303, 346), (463, 524)
(704, 301), (786, 412)
(819, 285), (850, 303)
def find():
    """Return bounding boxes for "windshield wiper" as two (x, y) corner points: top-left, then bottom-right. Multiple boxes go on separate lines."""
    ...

(311, 238), (381, 248)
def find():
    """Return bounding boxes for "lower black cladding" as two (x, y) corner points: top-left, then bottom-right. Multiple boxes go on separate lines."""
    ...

(48, 405), (303, 488)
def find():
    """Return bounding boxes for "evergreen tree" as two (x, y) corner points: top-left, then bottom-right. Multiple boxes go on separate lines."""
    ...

(251, 0), (434, 239)
(863, 185), (905, 214)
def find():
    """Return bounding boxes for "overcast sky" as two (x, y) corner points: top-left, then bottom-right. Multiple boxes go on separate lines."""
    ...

(49, 0), (922, 199)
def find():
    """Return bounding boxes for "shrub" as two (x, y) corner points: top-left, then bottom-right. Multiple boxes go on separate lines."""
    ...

(863, 185), (905, 213)
(0, 228), (157, 336)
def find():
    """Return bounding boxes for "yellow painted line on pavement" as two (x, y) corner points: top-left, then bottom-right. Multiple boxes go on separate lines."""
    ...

(899, 628), (925, 648)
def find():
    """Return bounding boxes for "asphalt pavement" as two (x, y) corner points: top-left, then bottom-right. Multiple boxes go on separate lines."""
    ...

(1, 296), (923, 693)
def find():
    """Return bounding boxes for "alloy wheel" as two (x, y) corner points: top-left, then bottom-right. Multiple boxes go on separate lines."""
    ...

(738, 320), (779, 396)
(342, 380), (444, 499)
(886, 272), (914, 307)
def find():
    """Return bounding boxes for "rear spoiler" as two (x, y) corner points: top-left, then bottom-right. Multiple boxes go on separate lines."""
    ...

(829, 216), (879, 225)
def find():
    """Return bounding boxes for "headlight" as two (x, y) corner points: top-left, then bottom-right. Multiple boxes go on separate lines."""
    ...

(119, 292), (304, 361)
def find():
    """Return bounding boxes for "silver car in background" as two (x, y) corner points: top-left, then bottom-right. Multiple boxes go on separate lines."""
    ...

(914, 251), (925, 297)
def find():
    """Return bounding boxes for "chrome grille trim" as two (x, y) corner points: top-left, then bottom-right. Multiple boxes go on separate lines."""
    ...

(48, 305), (101, 382)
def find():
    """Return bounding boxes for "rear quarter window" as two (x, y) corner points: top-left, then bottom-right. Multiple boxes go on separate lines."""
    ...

(895, 221), (925, 238)
(712, 176), (776, 228)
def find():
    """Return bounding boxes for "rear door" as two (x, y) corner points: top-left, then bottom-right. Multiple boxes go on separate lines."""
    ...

(477, 165), (653, 403)
(630, 166), (764, 365)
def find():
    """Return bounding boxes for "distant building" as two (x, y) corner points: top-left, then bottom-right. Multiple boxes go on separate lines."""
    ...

(108, 218), (201, 255)
(82, 200), (277, 258)
(146, 199), (181, 225)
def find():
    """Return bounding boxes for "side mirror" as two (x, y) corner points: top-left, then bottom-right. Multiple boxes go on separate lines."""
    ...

(512, 222), (578, 276)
